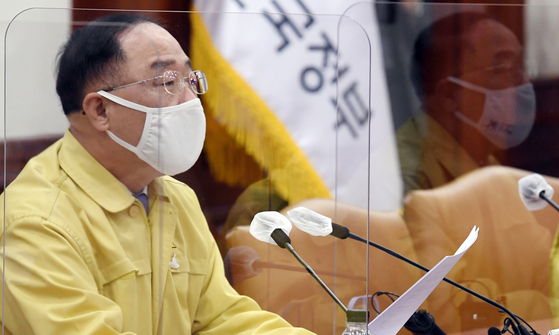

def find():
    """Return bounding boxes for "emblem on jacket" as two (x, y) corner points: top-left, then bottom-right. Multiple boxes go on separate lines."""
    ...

(170, 243), (180, 269)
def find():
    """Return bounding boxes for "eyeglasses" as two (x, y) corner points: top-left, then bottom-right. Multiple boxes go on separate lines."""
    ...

(106, 70), (208, 95)
(458, 63), (526, 82)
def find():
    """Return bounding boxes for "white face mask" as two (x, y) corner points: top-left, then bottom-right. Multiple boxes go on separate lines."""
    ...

(97, 91), (206, 175)
(447, 76), (536, 149)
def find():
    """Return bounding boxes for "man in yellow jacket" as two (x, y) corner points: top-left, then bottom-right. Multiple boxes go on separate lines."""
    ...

(0, 14), (315, 335)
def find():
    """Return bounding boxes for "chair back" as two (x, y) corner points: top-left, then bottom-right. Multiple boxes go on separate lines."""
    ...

(404, 165), (558, 333)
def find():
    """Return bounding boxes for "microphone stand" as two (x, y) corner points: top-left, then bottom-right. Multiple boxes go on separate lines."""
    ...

(539, 191), (559, 212)
(269, 228), (371, 329)
(345, 231), (532, 335)
(270, 229), (348, 314)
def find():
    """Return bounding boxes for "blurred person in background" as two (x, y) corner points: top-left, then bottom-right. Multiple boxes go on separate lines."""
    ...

(398, 11), (535, 195)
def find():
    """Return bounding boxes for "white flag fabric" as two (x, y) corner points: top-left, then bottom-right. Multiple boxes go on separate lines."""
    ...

(191, 0), (402, 210)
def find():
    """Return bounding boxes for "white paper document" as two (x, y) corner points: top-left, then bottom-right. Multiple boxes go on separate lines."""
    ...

(368, 226), (480, 335)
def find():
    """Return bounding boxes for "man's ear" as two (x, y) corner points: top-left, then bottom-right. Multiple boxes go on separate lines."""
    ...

(82, 92), (110, 131)
(435, 78), (459, 112)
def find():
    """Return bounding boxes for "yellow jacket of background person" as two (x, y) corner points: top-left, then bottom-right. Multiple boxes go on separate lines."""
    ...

(0, 130), (313, 335)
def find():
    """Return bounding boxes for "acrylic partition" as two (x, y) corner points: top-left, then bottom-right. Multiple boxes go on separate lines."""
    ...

(1, 8), (189, 335)
(0, 6), (375, 335)
(2, 3), (559, 335)
(373, 1), (559, 335)
(193, 5), (377, 334)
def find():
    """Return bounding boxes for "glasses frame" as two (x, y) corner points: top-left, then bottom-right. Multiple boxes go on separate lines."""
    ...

(105, 70), (208, 95)
(453, 62), (528, 85)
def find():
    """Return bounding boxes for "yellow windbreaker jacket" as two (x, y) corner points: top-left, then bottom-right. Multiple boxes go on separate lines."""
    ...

(0, 130), (314, 335)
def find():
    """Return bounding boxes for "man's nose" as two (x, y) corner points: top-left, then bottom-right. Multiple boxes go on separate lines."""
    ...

(178, 82), (198, 104)
(504, 62), (529, 86)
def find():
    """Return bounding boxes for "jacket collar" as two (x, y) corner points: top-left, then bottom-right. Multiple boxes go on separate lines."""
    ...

(59, 130), (137, 213)
(419, 112), (499, 179)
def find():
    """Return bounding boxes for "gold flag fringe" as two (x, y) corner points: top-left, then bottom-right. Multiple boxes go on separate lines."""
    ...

(205, 113), (264, 187)
(189, 10), (331, 204)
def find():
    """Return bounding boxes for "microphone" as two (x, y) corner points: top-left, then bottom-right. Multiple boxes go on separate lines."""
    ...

(250, 211), (349, 314)
(287, 206), (350, 239)
(286, 207), (533, 335)
(486, 319), (516, 335)
(224, 245), (366, 284)
(287, 209), (448, 334)
(518, 174), (557, 211)
(404, 309), (446, 335)
(249, 211), (293, 248)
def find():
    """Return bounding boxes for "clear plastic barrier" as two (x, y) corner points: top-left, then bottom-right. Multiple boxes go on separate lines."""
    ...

(2, 2), (559, 335)
(371, 1), (559, 334)
(1, 5), (373, 335)
(2, 8), (178, 335)
(194, 5), (374, 333)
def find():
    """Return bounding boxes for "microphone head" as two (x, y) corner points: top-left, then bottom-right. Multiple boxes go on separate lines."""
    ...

(518, 173), (555, 211)
(487, 327), (501, 335)
(250, 211), (292, 246)
(286, 206), (333, 237)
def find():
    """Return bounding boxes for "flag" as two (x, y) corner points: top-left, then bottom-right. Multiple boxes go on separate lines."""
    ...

(191, 0), (402, 210)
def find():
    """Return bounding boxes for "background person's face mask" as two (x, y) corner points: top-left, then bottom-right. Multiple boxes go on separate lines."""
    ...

(98, 91), (206, 175)
(447, 76), (536, 149)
